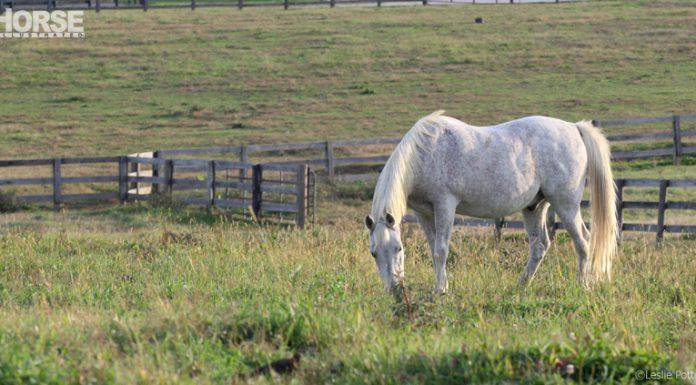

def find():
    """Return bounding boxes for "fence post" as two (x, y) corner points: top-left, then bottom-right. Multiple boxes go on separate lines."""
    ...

(656, 180), (668, 245)
(128, 154), (138, 193)
(152, 151), (160, 193)
(165, 160), (174, 194)
(377, 0), (381, 6)
(118, 157), (128, 203)
(330, 0), (334, 7)
(142, 0), (148, 11)
(46, 0), (51, 11)
(616, 178), (624, 244)
(238, 0), (243, 9)
(672, 115), (682, 166)
(96, 0), (101, 11)
(422, 0), (427, 5)
(52, 158), (62, 210)
(284, 0), (288, 10)
(239, 145), (248, 182)
(252, 164), (263, 220)
(296, 164), (307, 229)
(325, 141), (334, 180)
(207, 161), (215, 211)
(191, 0), (195, 10)
(494, 217), (504, 241)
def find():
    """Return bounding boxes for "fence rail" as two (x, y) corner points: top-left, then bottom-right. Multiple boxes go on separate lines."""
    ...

(404, 177), (696, 243)
(1, 112), (695, 236)
(0, 0), (572, 14)
(0, 156), (314, 228)
(595, 114), (696, 165)
(157, 113), (696, 182)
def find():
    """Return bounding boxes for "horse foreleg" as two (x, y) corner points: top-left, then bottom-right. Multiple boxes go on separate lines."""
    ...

(518, 202), (551, 287)
(432, 198), (456, 294)
(415, 210), (436, 259)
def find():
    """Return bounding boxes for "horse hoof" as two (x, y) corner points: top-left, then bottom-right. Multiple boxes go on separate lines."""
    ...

(432, 284), (448, 295)
(517, 275), (528, 287)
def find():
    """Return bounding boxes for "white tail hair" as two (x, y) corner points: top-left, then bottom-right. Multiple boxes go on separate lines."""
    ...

(370, 110), (445, 223)
(576, 120), (619, 282)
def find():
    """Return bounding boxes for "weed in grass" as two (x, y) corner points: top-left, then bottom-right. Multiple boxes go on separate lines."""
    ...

(0, 191), (21, 213)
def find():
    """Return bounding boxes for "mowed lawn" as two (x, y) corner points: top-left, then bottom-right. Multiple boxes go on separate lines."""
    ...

(0, 1), (695, 159)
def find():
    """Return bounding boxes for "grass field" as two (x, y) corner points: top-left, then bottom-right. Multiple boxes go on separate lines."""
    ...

(2, 0), (696, 383)
(1, 0), (695, 159)
(1, 206), (695, 384)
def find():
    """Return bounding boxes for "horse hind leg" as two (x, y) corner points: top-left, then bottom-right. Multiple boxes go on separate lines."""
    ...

(518, 201), (551, 287)
(555, 206), (590, 286)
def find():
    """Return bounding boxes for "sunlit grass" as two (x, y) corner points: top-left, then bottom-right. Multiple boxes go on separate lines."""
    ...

(0, 205), (694, 383)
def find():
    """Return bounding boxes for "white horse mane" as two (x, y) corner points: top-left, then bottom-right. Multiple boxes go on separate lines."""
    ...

(370, 110), (445, 224)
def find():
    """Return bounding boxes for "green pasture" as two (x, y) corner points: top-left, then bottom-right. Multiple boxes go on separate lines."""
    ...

(1, 206), (695, 384)
(1, 0), (696, 383)
(0, 0), (695, 159)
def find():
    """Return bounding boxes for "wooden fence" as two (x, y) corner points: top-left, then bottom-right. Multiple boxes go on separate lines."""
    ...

(0, 156), (315, 228)
(0, 0), (572, 14)
(594, 114), (696, 166)
(156, 113), (696, 182)
(404, 178), (696, 243)
(156, 136), (399, 182)
(1, 112), (695, 236)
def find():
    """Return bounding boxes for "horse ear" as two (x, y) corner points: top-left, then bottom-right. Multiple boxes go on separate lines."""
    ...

(385, 212), (396, 228)
(365, 215), (375, 230)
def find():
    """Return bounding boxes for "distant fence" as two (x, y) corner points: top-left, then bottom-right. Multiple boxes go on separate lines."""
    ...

(405, 178), (696, 243)
(594, 114), (696, 166)
(2, 112), (695, 236)
(0, 0), (573, 13)
(156, 137), (399, 183)
(0, 156), (316, 228)
(157, 113), (696, 183)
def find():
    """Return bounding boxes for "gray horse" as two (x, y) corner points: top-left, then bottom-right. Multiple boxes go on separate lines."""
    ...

(365, 111), (618, 293)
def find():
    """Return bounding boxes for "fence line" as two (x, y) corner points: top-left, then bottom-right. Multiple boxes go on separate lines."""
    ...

(1, 112), (695, 236)
(404, 178), (696, 243)
(595, 113), (696, 166)
(0, 0), (573, 14)
(0, 156), (314, 228)
(157, 113), (696, 182)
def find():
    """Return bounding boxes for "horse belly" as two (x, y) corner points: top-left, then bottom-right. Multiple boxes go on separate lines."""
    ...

(454, 186), (540, 218)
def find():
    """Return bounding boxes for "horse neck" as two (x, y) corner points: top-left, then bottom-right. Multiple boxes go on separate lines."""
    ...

(371, 147), (417, 224)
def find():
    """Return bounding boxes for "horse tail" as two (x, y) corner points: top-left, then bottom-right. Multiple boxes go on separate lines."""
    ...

(576, 120), (618, 283)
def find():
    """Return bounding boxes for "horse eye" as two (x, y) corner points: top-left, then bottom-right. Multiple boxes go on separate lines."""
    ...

(370, 251), (377, 259)
(396, 245), (402, 253)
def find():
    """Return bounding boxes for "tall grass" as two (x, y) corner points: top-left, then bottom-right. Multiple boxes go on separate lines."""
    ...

(0, 205), (694, 383)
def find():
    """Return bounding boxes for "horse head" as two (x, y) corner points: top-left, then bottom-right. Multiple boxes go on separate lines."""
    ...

(365, 212), (404, 292)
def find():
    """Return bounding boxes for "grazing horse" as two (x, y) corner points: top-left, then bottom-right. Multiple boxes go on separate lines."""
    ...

(365, 111), (618, 293)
